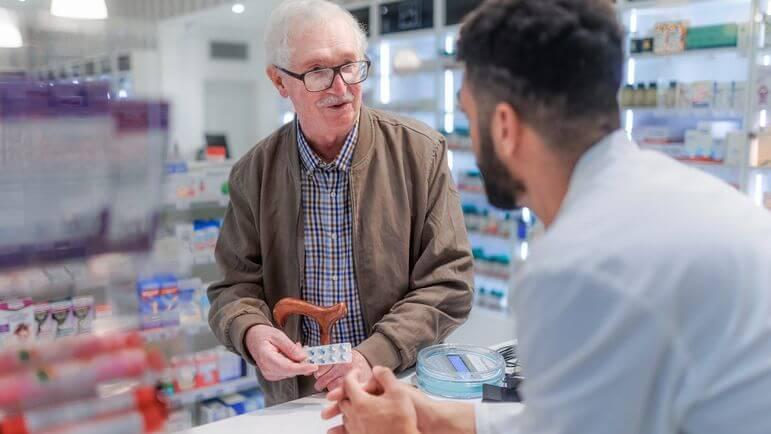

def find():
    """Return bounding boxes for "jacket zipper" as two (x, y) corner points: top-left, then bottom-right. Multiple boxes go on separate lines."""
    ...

(349, 169), (371, 336)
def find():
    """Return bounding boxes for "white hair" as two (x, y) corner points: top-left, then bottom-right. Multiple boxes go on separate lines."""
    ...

(264, 0), (368, 69)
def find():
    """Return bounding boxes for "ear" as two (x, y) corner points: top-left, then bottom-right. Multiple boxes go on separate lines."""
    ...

(267, 66), (289, 98)
(490, 102), (521, 162)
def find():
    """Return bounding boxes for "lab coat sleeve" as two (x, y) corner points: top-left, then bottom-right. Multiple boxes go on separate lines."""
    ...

(476, 267), (680, 434)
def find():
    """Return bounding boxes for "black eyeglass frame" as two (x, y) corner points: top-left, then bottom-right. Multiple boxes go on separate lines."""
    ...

(275, 60), (371, 92)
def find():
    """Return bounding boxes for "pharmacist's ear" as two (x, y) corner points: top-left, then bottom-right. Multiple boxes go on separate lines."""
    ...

(267, 66), (289, 98)
(490, 102), (521, 163)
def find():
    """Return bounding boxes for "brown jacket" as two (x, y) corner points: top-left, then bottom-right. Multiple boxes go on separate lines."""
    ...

(207, 106), (474, 406)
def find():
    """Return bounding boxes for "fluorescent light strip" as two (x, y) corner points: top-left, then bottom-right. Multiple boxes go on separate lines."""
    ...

(380, 42), (390, 105)
(626, 58), (636, 85)
(625, 109), (635, 138)
(444, 112), (454, 134)
(445, 34), (454, 54)
(754, 174), (765, 207)
(0, 8), (22, 48)
(629, 9), (638, 34)
(50, 0), (108, 19)
(444, 70), (454, 113)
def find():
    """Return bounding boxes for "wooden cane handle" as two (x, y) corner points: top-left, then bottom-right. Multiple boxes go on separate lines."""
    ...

(272, 298), (348, 345)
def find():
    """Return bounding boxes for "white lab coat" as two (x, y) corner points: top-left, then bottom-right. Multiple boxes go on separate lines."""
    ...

(476, 130), (771, 434)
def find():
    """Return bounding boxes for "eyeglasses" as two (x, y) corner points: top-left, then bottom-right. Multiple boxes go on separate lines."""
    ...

(276, 60), (371, 92)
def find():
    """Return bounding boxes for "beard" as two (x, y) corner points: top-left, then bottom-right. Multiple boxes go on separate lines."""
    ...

(476, 120), (525, 211)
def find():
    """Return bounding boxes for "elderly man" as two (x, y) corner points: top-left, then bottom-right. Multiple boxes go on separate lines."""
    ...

(324, 0), (771, 433)
(207, 0), (474, 406)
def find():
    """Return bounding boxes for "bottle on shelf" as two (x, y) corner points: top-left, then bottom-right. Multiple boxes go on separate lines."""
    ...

(633, 83), (647, 107)
(646, 82), (658, 107)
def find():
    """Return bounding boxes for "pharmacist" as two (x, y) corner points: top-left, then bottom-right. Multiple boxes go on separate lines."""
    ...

(323, 1), (771, 433)
(207, 0), (474, 406)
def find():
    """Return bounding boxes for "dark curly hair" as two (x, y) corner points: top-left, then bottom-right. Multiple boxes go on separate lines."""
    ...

(458, 0), (623, 154)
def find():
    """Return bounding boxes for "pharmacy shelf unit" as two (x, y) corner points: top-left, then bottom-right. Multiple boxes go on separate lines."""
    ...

(617, 0), (771, 207)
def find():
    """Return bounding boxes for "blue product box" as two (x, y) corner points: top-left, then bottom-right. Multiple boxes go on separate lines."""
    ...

(137, 278), (162, 329)
(157, 275), (180, 327)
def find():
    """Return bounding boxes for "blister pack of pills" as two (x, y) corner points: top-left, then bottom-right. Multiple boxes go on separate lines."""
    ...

(303, 343), (352, 365)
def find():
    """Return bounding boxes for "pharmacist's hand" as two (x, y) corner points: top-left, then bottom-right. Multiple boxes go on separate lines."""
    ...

(245, 325), (318, 381)
(322, 368), (420, 434)
(314, 350), (372, 392)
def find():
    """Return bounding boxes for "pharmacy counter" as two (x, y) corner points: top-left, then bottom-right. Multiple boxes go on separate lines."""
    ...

(185, 316), (516, 434)
(186, 393), (343, 433)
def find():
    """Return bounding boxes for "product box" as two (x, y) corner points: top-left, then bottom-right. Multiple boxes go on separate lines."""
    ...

(684, 129), (713, 160)
(49, 299), (75, 338)
(195, 350), (220, 388)
(217, 347), (244, 382)
(137, 278), (162, 329)
(157, 275), (180, 327)
(33, 302), (57, 341)
(685, 23), (739, 50)
(0, 298), (35, 346)
(171, 355), (197, 392)
(72, 296), (94, 335)
(199, 400), (232, 424)
(654, 21), (687, 55)
(752, 135), (771, 168)
(218, 394), (250, 416)
(240, 388), (265, 411)
(177, 278), (203, 325)
(724, 131), (746, 166)
(686, 81), (715, 108)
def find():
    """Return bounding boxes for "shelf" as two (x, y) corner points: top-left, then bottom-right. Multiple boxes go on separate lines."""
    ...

(165, 376), (260, 407)
(141, 321), (212, 342)
(630, 46), (743, 60)
(458, 185), (485, 195)
(474, 269), (513, 281)
(467, 229), (513, 241)
(620, 0), (750, 12)
(163, 199), (229, 212)
(623, 107), (743, 118)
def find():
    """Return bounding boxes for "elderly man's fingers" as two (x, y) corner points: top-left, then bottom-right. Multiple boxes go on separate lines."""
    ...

(315, 364), (335, 379)
(321, 402), (343, 420)
(343, 370), (367, 402)
(326, 425), (348, 434)
(371, 366), (399, 391)
(326, 386), (346, 402)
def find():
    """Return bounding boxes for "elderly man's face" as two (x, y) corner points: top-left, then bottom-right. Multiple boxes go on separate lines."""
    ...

(280, 18), (363, 138)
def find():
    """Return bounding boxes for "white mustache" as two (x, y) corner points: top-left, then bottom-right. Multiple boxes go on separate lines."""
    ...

(317, 94), (354, 108)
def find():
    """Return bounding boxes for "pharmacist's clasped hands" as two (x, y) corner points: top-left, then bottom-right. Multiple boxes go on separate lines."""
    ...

(245, 324), (318, 381)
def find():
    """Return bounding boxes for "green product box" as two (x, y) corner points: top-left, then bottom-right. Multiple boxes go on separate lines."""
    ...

(685, 24), (739, 50)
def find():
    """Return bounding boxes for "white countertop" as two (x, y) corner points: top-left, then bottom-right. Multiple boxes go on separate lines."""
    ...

(186, 394), (340, 433)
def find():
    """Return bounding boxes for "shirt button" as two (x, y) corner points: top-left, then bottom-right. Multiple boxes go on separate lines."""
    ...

(331, 275), (338, 282)
(330, 192), (336, 198)
(329, 233), (337, 240)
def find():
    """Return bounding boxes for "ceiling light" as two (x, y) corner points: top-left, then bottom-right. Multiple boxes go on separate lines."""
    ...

(0, 9), (23, 48)
(51, 0), (108, 20)
(232, 3), (245, 14)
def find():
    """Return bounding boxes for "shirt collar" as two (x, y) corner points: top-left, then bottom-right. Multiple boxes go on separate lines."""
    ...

(297, 118), (358, 173)
(556, 129), (638, 218)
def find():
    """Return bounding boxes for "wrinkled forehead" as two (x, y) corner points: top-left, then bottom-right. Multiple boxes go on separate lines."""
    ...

(287, 17), (361, 70)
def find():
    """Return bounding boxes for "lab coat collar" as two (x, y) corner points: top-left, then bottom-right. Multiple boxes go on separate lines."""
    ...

(554, 130), (637, 224)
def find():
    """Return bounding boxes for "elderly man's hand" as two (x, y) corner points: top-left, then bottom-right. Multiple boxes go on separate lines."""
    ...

(322, 367), (476, 434)
(323, 367), (420, 434)
(245, 324), (318, 381)
(314, 350), (372, 392)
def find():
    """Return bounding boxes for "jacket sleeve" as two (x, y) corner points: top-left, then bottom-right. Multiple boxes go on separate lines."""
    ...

(356, 137), (475, 371)
(207, 166), (273, 364)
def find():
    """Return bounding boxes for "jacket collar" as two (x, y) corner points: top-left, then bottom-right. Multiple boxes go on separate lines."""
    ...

(284, 105), (376, 182)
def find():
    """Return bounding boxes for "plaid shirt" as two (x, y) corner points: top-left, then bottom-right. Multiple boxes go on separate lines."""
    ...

(297, 120), (369, 347)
